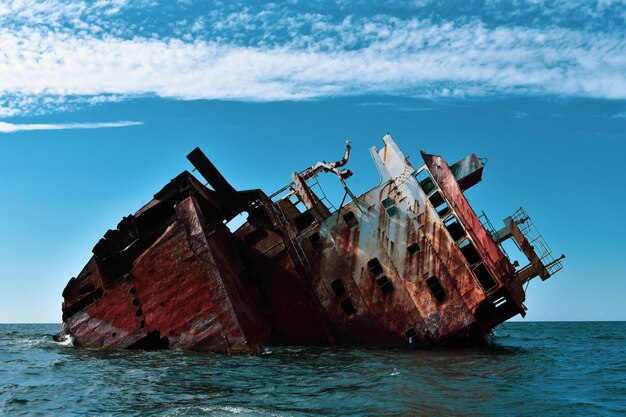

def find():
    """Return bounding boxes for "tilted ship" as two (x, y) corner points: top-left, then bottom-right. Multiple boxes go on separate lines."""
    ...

(56, 134), (564, 352)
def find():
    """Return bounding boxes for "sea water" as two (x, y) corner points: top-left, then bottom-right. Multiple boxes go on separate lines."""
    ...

(0, 322), (624, 416)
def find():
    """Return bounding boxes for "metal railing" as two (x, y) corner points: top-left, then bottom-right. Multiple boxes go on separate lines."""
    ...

(478, 211), (510, 259)
(305, 174), (338, 213)
(478, 211), (497, 237)
(511, 207), (564, 276)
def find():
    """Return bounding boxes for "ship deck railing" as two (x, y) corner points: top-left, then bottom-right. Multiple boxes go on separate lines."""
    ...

(511, 207), (564, 276)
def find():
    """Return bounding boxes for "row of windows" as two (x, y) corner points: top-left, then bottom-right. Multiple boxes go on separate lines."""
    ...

(368, 257), (394, 294)
(330, 279), (358, 315)
(334, 273), (423, 345)
(415, 168), (498, 293)
(324, 167), (497, 316)
(284, 190), (360, 232)
(370, 256), (447, 305)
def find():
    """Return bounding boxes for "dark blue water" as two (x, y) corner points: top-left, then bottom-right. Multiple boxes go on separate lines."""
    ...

(1, 322), (624, 416)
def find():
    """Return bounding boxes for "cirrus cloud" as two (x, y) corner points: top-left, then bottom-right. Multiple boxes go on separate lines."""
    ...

(0, 1), (625, 115)
(0, 120), (142, 133)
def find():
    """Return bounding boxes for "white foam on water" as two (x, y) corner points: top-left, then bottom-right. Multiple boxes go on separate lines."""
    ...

(56, 334), (74, 347)
(14, 337), (49, 348)
(167, 405), (286, 417)
(198, 405), (285, 416)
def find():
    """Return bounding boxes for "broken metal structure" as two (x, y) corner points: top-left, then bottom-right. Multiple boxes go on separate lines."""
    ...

(57, 135), (564, 352)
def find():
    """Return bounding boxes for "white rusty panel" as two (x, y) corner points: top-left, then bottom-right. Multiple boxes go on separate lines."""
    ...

(369, 146), (392, 184)
(377, 134), (414, 179)
(304, 134), (514, 342)
(321, 182), (472, 341)
(374, 142), (491, 312)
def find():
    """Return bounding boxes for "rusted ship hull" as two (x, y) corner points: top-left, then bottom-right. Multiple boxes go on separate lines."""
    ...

(57, 135), (563, 352)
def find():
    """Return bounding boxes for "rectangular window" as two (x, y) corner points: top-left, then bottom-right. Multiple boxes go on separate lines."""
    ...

(376, 276), (394, 294)
(340, 298), (357, 316)
(381, 197), (398, 216)
(429, 191), (450, 218)
(343, 211), (358, 228)
(367, 257), (383, 275)
(472, 263), (498, 292)
(459, 238), (481, 266)
(444, 215), (465, 242)
(331, 279), (347, 297)
(426, 276), (446, 302)
(404, 328), (417, 340)
(294, 211), (315, 231)
(308, 232), (321, 247)
(415, 169), (436, 195)
(407, 242), (420, 254)
(404, 328), (421, 345)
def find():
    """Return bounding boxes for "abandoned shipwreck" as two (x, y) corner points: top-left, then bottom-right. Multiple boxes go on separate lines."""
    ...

(57, 134), (564, 352)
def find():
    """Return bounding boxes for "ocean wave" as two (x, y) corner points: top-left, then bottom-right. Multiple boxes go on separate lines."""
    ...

(166, 405), (287, 417)
(0, 323), (624, 417)
(54, 334), (75, 347)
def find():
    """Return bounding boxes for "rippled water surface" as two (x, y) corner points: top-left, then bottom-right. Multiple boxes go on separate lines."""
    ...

(1, 322), (624, 416)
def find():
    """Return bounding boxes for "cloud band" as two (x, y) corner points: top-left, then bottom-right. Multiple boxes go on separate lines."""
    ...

(0, 120), (142, 133)
(0, 1), (625, 115)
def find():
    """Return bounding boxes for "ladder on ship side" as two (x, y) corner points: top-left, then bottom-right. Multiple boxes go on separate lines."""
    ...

(304, 174), (337, 213)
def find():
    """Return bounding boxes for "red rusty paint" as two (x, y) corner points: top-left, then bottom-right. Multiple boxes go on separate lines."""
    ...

(57, 135), (562, 352)
(422, 152), (525, 307)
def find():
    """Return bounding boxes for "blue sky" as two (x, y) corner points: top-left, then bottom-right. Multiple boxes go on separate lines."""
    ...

(0, 0), (625, 323)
